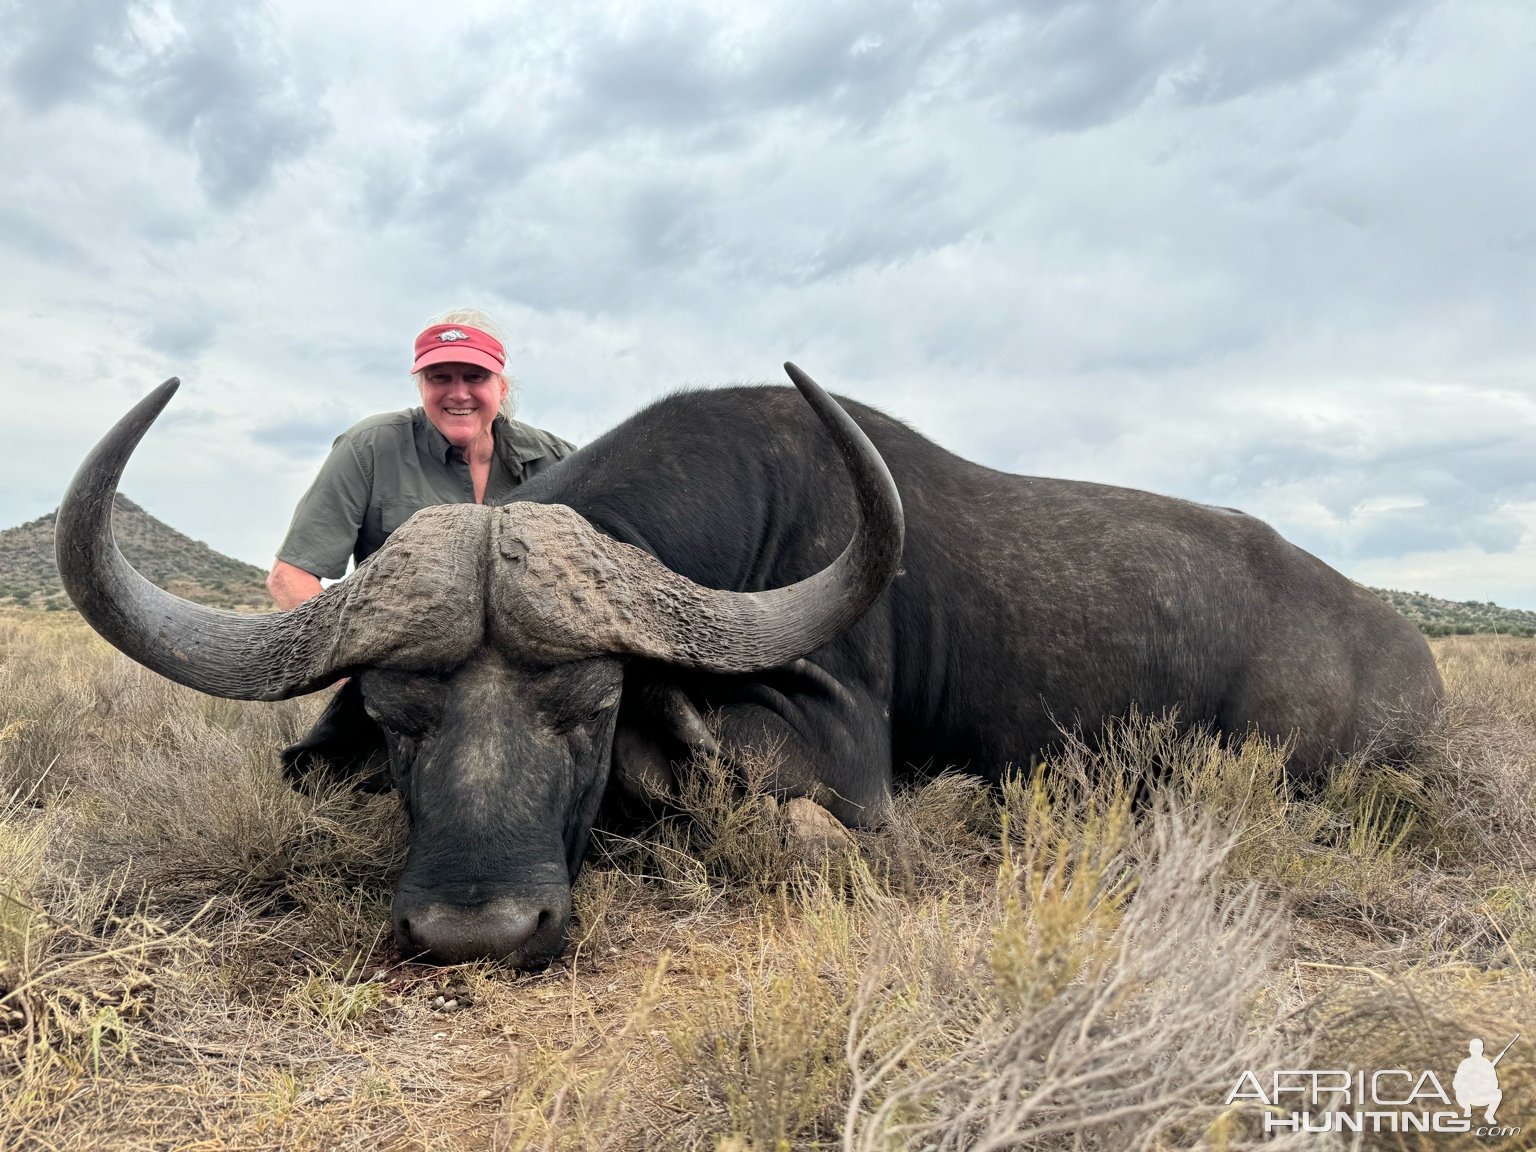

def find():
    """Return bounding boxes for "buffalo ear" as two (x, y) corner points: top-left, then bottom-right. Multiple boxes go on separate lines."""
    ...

(610, 675), (717, 806)
(280, 680), (392, 793)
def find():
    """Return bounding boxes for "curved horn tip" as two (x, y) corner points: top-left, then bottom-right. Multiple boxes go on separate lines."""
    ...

(120, 377), (182, 426)
(782, 361), (812, 386)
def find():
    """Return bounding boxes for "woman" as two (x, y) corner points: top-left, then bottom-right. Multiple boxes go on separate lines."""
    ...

(268, 308), (573, 607)
(270, 308), (574, 783)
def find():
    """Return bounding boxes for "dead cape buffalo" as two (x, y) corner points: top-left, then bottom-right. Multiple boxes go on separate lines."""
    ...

(57, 365), (1442, 967)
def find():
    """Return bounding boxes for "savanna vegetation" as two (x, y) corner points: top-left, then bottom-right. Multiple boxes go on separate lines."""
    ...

(2, 607), (1533, 1150)
(1372, 588), (1536, 638)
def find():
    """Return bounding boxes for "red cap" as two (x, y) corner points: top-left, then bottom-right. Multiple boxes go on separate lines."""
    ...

(412, 323), (506, 375)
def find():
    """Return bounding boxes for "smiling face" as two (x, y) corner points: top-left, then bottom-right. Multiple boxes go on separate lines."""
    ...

(417, 362), (508, 449)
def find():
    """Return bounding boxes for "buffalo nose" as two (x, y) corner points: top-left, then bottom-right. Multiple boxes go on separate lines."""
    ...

(392, 889), (571, 966)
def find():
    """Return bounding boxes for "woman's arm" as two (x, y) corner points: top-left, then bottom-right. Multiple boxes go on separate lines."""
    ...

(267, 558), (324, 609)
(273, 430), (373, 594)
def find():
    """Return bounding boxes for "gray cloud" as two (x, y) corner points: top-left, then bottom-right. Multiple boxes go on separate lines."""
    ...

(1168, 2), (1424, 107)
(250, 412), (353, 458)
(0, 205), (99, 270)
(343, 0), (1445, 339)
(354, 0), (1015, 295)
(549, 1), (1013, 140)
(129, 8), (329, 204)
(5, 0), (134, 109)
(1, 0), (1534, 606)
(622, 179), (713, 274)
(5, 0), (328, 205)
(800, 162), (970, 282)
(1100, 402), (1536, 566)
(976, 0), (1428, 130)
(142, 301), (219, 359)
(1345, 504), (1523, 561)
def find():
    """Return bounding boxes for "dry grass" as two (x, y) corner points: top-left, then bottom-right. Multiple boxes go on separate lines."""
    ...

(2, 610), (1533, 1150)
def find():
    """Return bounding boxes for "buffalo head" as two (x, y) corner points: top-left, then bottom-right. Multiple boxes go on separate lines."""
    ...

(55, 365), (903, 967)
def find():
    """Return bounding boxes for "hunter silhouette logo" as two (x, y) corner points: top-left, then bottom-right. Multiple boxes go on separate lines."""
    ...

(1225, 1033), (1521, 1137)
(1456, 1034), (1518, 1124)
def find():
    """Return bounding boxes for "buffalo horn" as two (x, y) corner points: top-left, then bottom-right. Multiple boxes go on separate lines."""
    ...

(555, 363), (905, 674)
(54, 380), (488, 700)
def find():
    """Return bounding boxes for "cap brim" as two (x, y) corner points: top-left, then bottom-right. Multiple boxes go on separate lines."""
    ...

(412, 346), (504, 374)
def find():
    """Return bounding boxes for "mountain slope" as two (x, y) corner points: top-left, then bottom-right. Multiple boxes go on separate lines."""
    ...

(1370, 587), (1536, 637)
(0, 495), (271, 611)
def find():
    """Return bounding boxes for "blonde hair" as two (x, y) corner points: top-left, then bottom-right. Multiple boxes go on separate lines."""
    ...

(414, 306), (519, 419)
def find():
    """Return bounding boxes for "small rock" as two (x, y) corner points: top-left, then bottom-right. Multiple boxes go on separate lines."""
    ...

(782, 797), (853, 867)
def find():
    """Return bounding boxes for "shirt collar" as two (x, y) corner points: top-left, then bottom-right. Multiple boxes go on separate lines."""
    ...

(414, 409), (457, 464)
(414, 409), (547, 472)
(494, 414), (557, 466)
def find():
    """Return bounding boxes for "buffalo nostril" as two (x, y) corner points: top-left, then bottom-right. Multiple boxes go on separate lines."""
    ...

(391, 890), (571, 964)
(394, 914), (427, 957)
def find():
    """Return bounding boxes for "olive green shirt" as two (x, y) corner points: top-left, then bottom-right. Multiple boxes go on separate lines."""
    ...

(277, 408), (575, 579)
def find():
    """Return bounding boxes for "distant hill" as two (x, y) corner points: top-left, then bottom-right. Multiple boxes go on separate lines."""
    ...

(1370, 587), (1536, 637)
(0, 495), (272, 611)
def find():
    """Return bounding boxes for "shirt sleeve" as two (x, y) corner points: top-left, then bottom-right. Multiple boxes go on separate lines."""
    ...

(275, 435), (372, 580)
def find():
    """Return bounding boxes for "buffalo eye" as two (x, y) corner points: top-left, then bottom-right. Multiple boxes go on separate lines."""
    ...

(548, 683), (623, 734)
(554, 696), (620, 734)
(357, 670), (444, 737)
(583, 686), (623, 725)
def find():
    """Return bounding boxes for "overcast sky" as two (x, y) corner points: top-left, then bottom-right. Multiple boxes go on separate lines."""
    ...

(3, 0), (1534, 606)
